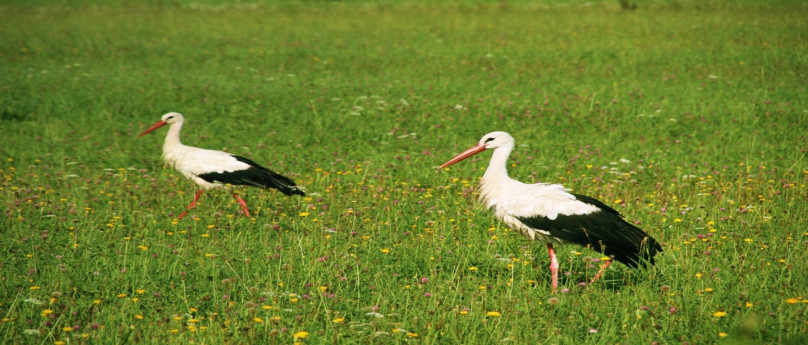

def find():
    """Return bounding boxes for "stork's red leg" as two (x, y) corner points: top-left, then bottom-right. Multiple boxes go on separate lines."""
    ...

(589, 259), (612, 286)
(547, 243), (559, 294)
(233, 193), (252, 217)
(179, 189), (205, 220)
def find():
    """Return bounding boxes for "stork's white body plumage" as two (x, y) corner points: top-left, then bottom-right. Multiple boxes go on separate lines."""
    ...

(485, 181), (600, 243)
(139, 112), (304, 219)
(440, 132), (662, 293)
(162, 139), (251, 190)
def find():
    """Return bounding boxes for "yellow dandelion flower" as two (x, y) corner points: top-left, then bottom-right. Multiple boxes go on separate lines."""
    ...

(62, 326), (72, 332)
(55, 341), (66, 345)
(406, 332), (418, 338)
(380, 248), (390, 254)
(262, 305), (273, 310)
(42, 309), (54, 315)
(254, 317), (264, 323)
(135, 314), (144, 320)
(713, 311), (727, 317)
(486, 311), (502, 317)
(332, 317), (345, 323)
(468, 266), (478, 271)
(786, 298), (799, 304)
(117, 293), (127, 298)
(30, 286), (40, 290)
(459, 310), (469, 315)
(299, 212), (309, 217)
(719, 332), (728, 338)
(136, 289), (145, 295)
(704, 288), (714, 292)
(293, 331), (309, 340)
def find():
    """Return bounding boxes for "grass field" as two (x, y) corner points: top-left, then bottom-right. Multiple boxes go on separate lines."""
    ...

(2, 0), (807, 344)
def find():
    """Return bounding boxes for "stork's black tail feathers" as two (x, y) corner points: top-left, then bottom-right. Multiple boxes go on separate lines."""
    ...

(517, 193), (663, 268)
(245, 165), (306, 196)
(568, 194), (662, 268)
(609, 230), (662, 268)
(198, 155), (305, 196)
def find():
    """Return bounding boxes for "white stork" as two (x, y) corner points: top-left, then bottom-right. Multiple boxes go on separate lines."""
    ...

(439, 131), (662, 293)
(138, 112), (305, 219)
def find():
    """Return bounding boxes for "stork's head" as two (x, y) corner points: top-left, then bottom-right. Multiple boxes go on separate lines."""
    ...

(439, 131), (514, 169)
(477, 131), (514, 150)
(138, 112), (185, 137)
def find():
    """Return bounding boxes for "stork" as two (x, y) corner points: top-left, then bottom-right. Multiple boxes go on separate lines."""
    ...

(138, 112), (305, 219)
(439, 132), (662, 293)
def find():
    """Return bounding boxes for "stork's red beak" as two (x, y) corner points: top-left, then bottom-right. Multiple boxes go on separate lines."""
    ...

(439, 143), (487, 169)
(138, 120), (167, 137)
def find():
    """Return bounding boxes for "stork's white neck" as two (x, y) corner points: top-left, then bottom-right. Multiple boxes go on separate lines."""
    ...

(479, 141), (515, 208)
(163, 121), (184, 153)
(482, 141), (513, 181)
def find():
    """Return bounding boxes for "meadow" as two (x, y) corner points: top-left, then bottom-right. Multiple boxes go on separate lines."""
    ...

(1, 0), (807, 343)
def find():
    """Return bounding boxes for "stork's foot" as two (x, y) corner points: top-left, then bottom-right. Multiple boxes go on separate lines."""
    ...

(587, 260), (612, 287)
(177, 189), (205, 220)
(233, 194), (252, 217)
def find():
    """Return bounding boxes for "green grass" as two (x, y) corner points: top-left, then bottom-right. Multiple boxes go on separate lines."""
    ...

(2, 0), (807, 344)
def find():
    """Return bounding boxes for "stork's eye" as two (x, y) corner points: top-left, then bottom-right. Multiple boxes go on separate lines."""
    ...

(484, 137), (495, 143)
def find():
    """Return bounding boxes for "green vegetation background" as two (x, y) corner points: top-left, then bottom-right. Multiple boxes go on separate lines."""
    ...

(1, 0), (806, 344)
